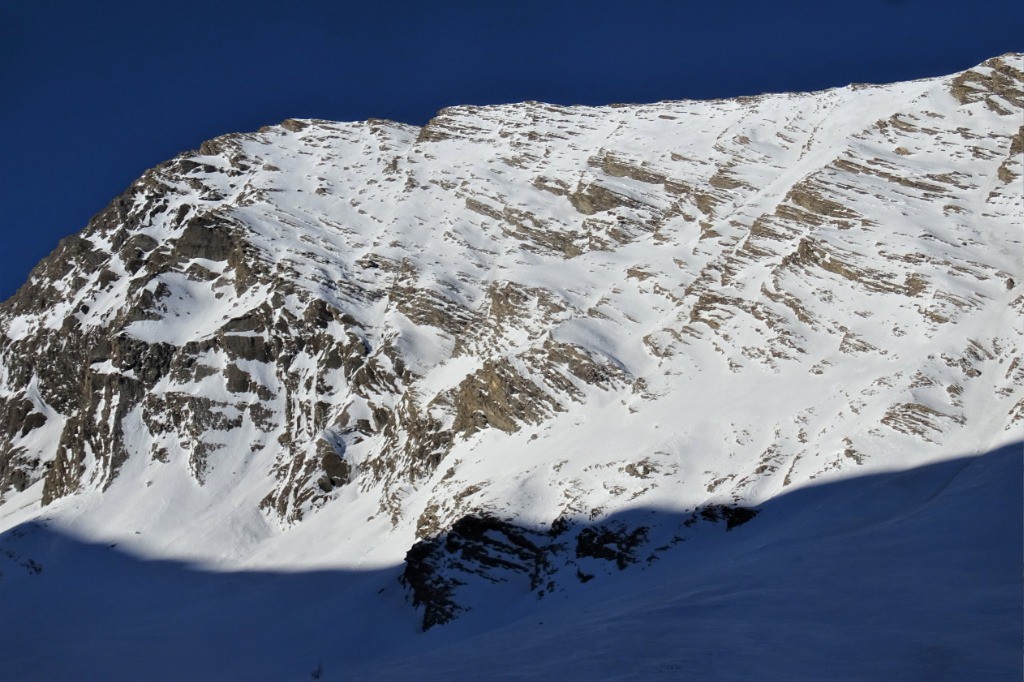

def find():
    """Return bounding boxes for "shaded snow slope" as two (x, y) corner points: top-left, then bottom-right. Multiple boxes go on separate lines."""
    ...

(0, 54), (1021, 656)
(0, 444), (1018, 680)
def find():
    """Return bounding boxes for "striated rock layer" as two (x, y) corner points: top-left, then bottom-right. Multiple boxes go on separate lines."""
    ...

(0, 54), (1021, 627)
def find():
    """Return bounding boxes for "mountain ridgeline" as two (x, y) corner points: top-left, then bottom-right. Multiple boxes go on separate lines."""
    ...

(0, 55), (1021, 631)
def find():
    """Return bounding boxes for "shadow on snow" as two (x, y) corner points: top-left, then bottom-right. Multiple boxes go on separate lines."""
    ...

(0, 442), (1020, 680)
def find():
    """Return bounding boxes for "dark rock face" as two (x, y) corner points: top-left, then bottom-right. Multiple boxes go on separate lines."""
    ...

(400, 505), (759, 630)
(401, 539), (463, 630)
(693, 505), (759, 531)
(575, 524), (649, 569)
(401, 513), (563, 630)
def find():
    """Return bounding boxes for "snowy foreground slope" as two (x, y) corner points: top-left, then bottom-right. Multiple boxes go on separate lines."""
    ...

(1, 446), (1019, 680)
(0, 55), (1022, 678)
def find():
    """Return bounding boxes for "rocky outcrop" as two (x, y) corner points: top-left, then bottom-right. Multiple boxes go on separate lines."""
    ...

(402, 504), (759, 630)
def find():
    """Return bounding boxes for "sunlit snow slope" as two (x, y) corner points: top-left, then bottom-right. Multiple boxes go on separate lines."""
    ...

(0, 54), (1021, 674)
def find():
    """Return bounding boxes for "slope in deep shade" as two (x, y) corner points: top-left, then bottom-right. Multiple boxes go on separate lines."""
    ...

(0, 443), (1019, 679)
(0, 55), (1021, 645)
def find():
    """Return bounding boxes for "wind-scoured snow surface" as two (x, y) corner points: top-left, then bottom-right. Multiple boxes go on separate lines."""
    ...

(0, 55), (1022, 679)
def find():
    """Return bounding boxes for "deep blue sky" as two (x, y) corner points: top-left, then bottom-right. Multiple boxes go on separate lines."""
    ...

(1, 0), (1021, 302)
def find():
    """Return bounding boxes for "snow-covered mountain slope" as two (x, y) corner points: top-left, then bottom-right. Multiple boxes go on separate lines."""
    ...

(0, 443), (1019, 680)
(0, 53), (1021, 668)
